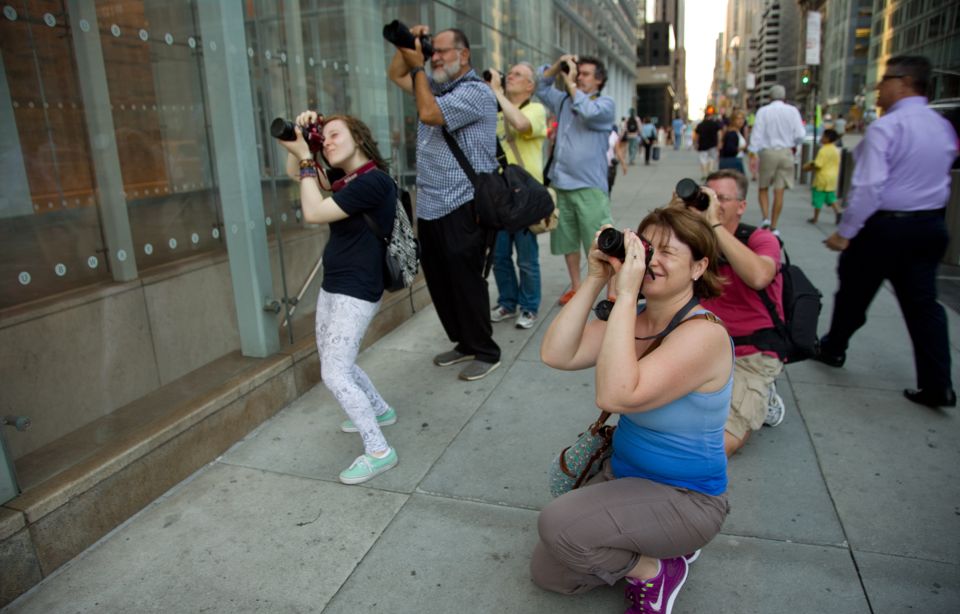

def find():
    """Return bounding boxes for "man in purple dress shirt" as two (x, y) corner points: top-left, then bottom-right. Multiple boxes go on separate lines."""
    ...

(816, 56), (958, 408)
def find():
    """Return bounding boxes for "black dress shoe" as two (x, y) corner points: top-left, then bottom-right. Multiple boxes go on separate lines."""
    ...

(903, 388), (957, 408)
(813, 347), (846, 368)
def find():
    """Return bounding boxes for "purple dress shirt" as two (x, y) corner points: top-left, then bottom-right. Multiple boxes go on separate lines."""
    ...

(838, 96), (958, 239)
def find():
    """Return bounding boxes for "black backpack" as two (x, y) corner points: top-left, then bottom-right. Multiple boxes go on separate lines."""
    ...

(731, 224), (823, 363)
(626, 117), (639, 133)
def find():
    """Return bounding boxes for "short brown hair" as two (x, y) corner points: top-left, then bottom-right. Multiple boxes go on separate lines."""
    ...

(706, 169), (749, 200)
(638, 207), (724, 299)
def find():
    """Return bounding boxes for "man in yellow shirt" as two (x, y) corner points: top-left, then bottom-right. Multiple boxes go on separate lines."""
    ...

(803, 129), (842, 224)
(486, 63), (547, 329)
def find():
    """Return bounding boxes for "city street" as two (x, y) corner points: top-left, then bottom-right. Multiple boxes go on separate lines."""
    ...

(4, 146), (959, 614)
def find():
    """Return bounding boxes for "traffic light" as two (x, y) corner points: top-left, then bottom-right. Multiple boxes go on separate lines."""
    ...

(801, 69), (811, 86)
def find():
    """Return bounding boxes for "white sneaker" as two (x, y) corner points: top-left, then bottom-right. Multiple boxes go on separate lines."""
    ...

(772, 229), (781, 238)
(760, 218), (772, 229)
(516, 310), (537, 329)
(490, 305), (517, 322)
(764, 383), (785, 427)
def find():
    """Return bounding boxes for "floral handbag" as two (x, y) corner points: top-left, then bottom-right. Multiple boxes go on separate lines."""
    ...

(548, 411), (614, 497)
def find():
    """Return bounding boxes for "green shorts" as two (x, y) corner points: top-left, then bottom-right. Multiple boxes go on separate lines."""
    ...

(550, 187), (613, 256)
(811, 189), (837, 209)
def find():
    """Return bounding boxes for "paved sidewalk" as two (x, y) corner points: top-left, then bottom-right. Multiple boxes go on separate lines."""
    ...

(5, 148), (959, 614)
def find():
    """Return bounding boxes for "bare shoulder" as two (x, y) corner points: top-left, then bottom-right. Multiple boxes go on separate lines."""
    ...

(668, 314), (730, 350)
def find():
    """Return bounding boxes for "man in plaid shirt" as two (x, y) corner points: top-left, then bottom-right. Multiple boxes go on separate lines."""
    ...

(388, 24), (502, 382)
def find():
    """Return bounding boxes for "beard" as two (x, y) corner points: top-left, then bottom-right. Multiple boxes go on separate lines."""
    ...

(431, 57), (461, 84)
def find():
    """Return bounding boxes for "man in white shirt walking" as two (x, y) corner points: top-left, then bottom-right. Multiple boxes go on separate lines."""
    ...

(747, 84), (805, 235)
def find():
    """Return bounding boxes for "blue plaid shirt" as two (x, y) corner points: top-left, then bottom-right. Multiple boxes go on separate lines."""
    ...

(415, 69), (498, 220)
(536, 65), (615, 192)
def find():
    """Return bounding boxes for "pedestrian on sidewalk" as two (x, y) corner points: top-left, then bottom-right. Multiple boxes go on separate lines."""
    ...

(640, 117), (657, 165)
(387, 25), (502, 382)
(817, 55), (958, 408)
(718, 110), (748, 174)
(672, 116), (685, 151)
(533, 207), (732, 612)
(690, 170), (787, 456)
(624, 111), (642, 164)
(278, 112), (399, 484)
(536, 54), (616, 307)
(802, 128), (843, 224)
(485, 63), (547, 331)
(747, 84), (805, 236)
(694, 108), (722, 180)
(607, 124), (628, 193)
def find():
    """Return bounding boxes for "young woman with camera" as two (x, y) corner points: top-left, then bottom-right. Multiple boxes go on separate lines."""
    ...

(534, 207), (733, 613)
(278, 111), (399, 485)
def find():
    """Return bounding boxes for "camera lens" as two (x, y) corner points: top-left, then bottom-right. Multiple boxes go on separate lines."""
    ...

(560, 61), (570, 74)
(597, 227), (626, 261)
(270, 118), (297, 142)
(482, 69), (493, 82)
(676, 178), (710, 211)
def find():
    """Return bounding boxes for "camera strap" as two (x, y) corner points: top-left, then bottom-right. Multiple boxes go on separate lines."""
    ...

(330, 160), (378, 192)
(634, 294), (701, 341)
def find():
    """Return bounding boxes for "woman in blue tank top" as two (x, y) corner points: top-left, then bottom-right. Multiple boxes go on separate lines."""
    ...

(533, 206), (734, 613)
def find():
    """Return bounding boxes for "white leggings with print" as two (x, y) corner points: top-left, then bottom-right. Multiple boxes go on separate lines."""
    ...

(315, 289), (390, 455)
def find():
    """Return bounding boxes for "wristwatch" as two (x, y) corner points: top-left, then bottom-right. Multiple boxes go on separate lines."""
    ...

(410, 67), (423, 81)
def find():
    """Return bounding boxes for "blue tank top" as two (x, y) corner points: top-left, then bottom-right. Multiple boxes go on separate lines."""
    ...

(610, 310), (732, 496)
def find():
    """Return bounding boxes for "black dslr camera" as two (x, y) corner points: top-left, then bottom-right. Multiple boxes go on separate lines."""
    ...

(676, 178), (711, 211)
(559, 60), (577, 74)
(482, 69), (499, 82)
(270, 116), (325, 153)
(383, 20), (434, 60)
(591, 229), (655, 321)
(597, 227), (654, 274)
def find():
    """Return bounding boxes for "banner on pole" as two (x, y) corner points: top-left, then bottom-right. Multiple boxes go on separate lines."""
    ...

(806, 11), (821, 66)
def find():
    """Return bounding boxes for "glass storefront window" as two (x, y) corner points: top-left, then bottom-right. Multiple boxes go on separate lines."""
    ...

(1, 2), (112, 308)
(97, 0), (224, 271)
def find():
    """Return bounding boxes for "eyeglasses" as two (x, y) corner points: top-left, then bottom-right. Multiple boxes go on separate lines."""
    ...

(431, 46), (463, 56)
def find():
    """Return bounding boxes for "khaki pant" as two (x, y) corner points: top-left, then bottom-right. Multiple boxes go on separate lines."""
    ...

(727, 352), (783, 440)
(530, 461), (729, 594)
(758, 148), (795, 190)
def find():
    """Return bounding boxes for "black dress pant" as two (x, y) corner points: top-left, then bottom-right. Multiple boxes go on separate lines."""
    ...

(821, 212), (952, 390)
(418, 202), (501, 363)
(642, 140), (653, 164)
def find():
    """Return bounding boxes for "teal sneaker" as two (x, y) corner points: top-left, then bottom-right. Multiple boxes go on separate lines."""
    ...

(340, 407), (397, 433)
(338, 448), (398, 485)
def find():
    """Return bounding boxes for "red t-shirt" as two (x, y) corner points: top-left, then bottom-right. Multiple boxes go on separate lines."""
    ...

(702, 228), (784, 358)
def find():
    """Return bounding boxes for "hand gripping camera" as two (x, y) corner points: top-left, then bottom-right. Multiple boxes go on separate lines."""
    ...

(270, 116), (325, 153)
(382, 20), (434, 60)
(591, 229), (655, 321)
(597, 227), (654, 275)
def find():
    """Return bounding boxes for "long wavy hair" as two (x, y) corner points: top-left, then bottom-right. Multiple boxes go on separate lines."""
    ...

(321, 114), (390, 173)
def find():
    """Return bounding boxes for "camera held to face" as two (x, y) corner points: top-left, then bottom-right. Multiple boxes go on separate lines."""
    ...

(482, 69), (499, 82)
(271, 116), (325, 154)
(559, 60), (577, 75)
(597, 227), (654, 277)
(676, 178), (711, 211)
(382, 20), (434, 61)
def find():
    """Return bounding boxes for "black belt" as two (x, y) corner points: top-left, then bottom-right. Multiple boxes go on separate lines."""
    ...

(872, 208), (945, 219)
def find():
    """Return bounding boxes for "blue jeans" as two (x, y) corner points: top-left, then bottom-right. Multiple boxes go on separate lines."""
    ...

(493, 229), (541, 314)
(627, 136), (639, 164)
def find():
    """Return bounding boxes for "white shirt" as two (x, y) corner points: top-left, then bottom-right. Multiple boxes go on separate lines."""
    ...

(748, 100), (805, 153)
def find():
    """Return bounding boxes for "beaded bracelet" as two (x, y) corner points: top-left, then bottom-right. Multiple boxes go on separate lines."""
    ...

(299, 166), (319, 180)
(299, 158), (317, 169)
